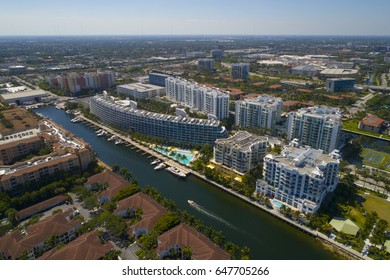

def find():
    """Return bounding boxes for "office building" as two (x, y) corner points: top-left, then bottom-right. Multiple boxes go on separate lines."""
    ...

(198, 59), (215, 71)
(326, 78), (356, 93)
(231, 63), (250, 80)
(210, 49), (224, 59)
(235, 95), (283, 130)
(165, 77), (229, 120)
(214, 131), (268, 174)
(256, 141), (341, 213)
(117, 83), (165, 99)
(90, 94), (228, 146)
(287, 106), (342, 153)
(148, 71), (172, 87)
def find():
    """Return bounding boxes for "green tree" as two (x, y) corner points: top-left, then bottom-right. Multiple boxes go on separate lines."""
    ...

(6, 208), (18, 226)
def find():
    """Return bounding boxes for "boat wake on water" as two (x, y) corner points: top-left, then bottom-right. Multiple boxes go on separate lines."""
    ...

(188, 200), (237, 229)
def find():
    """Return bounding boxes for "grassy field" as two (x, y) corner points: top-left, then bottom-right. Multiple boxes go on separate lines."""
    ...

(342, 119), (390, 140)
(361, 148), (390, 171)
(362, 194), (390, 229)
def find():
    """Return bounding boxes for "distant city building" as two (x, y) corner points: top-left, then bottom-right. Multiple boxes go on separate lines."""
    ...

(325, 61), (355, 69)
(166, 77), (229, 120)
(8, 65), (26, 74)
(148, 70), (175, 87)
(117, 83), (165, 99)
(287, 106), (342, 153)
(90, 94), (228, 146)
(235, 95), (283, 130)
(385, 53), (390, 63)
(320, 68), (358, 78)
(210, 49), (224, 59)
(47, 71), (115, 95)
(358, 114), (385, 133)
(231, 63), (250, 80)
(289, 65), (321, 76)
(214, 131), (268, 174)
(0, 89), (49, 106)
(256, 141), (341, 214)
(326, 78), (356, 93)
(197, 59), (215, 71)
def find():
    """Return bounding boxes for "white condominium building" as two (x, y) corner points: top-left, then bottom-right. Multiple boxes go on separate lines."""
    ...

(235, 95), (283, 130)
(165, 77), (229, 120)
(256, 141), (341, 213)
(90, 94), (227, 146)
(287, 106), (341, 154)
(214, 131), (268, 174)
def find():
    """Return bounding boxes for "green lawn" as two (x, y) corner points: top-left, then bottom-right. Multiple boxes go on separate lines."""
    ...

(362, 194), (390, 229)
(342, 119), (390, 140)
(361, 148), (390, 171)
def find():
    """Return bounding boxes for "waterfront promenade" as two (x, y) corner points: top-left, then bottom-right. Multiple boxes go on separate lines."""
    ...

(79, 114), (369, 260)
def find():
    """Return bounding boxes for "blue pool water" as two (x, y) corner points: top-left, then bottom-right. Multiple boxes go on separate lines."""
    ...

(154, 147), (193, 165)
(273, 200), (284, 208)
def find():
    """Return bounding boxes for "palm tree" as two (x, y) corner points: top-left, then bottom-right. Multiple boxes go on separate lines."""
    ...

(111, 164), (120, 173)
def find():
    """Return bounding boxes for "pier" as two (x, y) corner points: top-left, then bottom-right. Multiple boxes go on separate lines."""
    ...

(79, 115), (191, 176)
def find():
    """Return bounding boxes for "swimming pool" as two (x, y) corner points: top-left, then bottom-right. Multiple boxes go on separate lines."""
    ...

(273, 200), (289, 209)
(154, 147), (193, 165)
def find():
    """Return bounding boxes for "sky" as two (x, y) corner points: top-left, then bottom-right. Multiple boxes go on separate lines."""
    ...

(1, 0), (390, 36)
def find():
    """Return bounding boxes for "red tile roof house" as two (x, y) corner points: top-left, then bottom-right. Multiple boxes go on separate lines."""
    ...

(157, 224), (230, 260)
(0, 209), (81, 259)
(358, 114), (386, 133)
(115, 192), (167, 237)
(16, 194), (68, 221)
(85, 170), (129, 204)
(38, 229), (113, 260)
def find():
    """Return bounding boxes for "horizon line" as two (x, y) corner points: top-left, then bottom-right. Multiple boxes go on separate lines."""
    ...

(1, 34), (390, 38)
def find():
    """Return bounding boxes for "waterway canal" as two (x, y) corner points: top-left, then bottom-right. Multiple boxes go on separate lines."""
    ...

(35, 106), (334, 260)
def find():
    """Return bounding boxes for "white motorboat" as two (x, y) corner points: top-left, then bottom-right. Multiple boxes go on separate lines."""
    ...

(166, 166), (186, 178)
(151, 159), (161, 165)
(107, 135), (117, 142)
(188, 200), (196, 207)
(154, 162), (166, 170)
(114, 139), (124, 145)
(70, 117), (81, 123)
(96, 130), (108, 137)
(66, 110), (72, 114)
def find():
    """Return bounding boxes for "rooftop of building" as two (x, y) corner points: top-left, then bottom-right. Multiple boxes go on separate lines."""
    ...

(238, 94), (282, 108)
(0, 89), (49, 101)
(215, 131), (267, 152)
(94, 95), (224, 128)
(38, 230), (113, 260)
(116, 192), (167, 232)
(292, 105), (341, 121)
(0, 108), (40, 136)
(16, 195), (68, 221)
(117, 83), (164, 92)
(0, 209), (80, 259)
(157, 224), (230, 260)
(320, 69), (358, 75)
(326, 78), (356, 82)
(360, 114), (385, 127)
(86, 170), (129, 199)
(264, 142), (341, 176)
